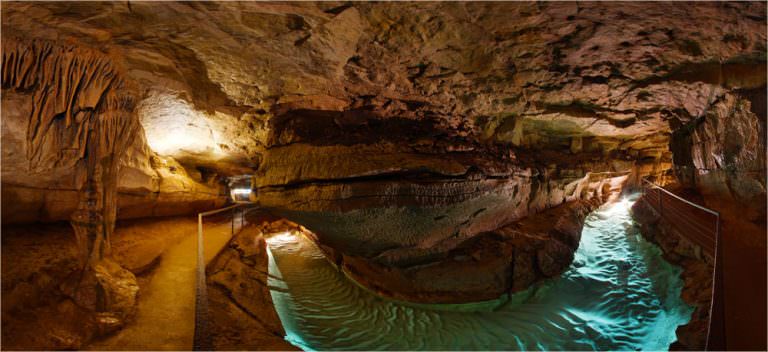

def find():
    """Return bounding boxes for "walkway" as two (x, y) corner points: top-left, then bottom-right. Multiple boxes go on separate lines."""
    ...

(644, 183), (767, 350)
(89, 213), (244, 350)
(719, 208), (767, 350)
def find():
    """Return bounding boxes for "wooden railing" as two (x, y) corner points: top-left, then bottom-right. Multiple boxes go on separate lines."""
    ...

(193, 202), (255, 350)
(641, 179), (725, 350)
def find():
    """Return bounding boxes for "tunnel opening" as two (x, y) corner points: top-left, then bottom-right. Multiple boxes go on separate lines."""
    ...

(227, 175), (255, 203)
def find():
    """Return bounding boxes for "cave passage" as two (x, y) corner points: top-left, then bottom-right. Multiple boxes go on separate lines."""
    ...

(266, 194), (693, 351)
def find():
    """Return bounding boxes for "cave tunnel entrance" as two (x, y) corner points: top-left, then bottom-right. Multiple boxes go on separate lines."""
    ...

(227, 175), (255, 203)
(231, 188), (252, 202)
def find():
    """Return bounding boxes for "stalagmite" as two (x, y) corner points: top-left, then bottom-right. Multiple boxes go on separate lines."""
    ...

(2, 39), (140, 333)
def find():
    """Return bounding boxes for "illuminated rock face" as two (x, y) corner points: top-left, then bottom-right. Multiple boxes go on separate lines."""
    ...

(138, 92), (222, 157)
(0, 92), (229, 224)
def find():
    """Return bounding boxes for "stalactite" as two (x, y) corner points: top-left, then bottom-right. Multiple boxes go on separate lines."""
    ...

(2, 39), (131, 169)
(2, 38), (140, 333)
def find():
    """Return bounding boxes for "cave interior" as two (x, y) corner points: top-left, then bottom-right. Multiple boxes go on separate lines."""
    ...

(1, 1), (766, 351)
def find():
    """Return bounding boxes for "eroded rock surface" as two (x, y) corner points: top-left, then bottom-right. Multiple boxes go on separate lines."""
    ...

(254, 108), (636, 301)
(1, 39), (228, 225)
(1, 86), (228, 224)
(3, 2), (763, 218)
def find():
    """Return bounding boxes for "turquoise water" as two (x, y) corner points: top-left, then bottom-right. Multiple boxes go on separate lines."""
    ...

(267, 195), (693, 350)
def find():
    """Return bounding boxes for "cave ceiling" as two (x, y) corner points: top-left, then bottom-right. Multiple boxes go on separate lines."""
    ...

(2, 1), (766, 175)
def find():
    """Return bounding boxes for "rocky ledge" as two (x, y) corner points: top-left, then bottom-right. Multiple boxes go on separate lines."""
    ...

(206, 220), (296, 351)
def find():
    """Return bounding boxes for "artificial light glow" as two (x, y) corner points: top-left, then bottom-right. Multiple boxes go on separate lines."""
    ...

(232, 188), (251, 195)
(138, 91), (222, 156)
(603, 193), (642, 217)
(265, 231), (297, 246)
(618, 196), (631, 209)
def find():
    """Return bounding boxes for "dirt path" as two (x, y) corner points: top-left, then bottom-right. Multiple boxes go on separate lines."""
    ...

(89, 214), (245, 350)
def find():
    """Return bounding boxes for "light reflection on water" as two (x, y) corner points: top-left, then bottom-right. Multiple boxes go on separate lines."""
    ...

(267, 195), (693, 351)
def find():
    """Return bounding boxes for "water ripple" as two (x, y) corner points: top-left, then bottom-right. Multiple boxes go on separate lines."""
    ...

(268, 195), (693, 351)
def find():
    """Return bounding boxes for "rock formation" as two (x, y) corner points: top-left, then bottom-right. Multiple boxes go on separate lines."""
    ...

(336, 197), (603, 303)
(254, 108), (635, 301)
(3, 2), (764, 177)
(1, 39), (228, 225)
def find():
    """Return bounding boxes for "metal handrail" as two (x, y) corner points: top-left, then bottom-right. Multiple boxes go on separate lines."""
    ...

(642, 179), (720, 216)
(193, 202), (255, 350)
(640, 178), (724, 351)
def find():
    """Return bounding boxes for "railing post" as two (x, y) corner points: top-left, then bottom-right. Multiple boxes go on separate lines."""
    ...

(643, 177), (724, 350)
(193, 213), (210, 350)
(658, 188), (662, 215)
(194, 203), (254, 350)
(706, 215), (727, 350)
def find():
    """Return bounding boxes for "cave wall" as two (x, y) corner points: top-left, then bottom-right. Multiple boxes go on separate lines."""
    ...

(671, 86), (766, 228)
(255, 109), (634, 264)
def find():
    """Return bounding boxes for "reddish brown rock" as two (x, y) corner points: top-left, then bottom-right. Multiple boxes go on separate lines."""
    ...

(2, 2), (764, 181)
(0, 216), (205, 350)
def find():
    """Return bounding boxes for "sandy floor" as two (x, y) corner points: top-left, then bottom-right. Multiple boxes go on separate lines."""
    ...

(88, 212), (247, 350)
(1, 215), (211, 350)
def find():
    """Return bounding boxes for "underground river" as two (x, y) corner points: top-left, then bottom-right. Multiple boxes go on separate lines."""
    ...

(266, 195), (693, 350)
